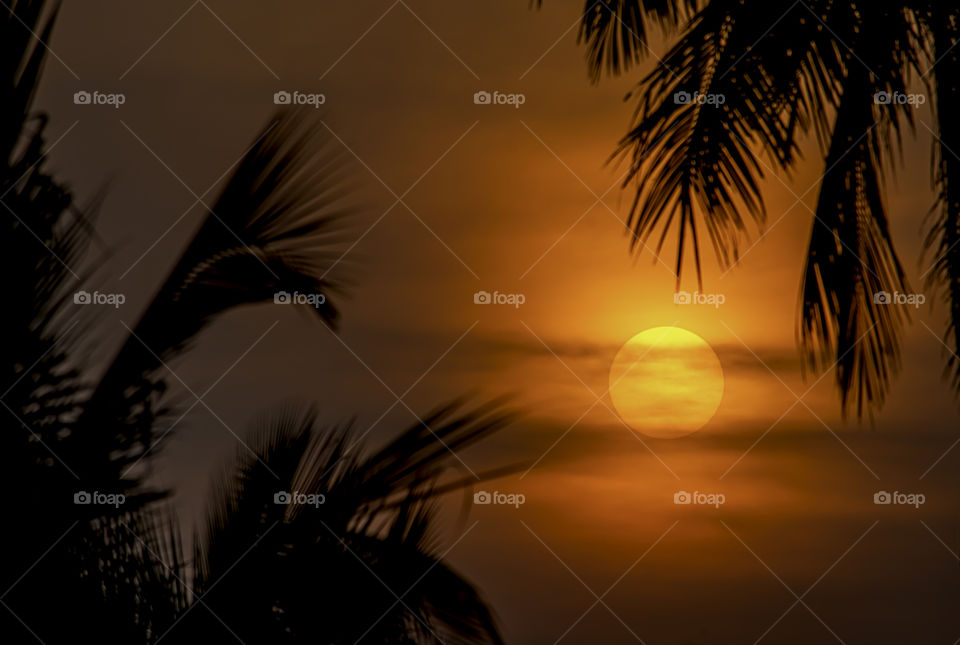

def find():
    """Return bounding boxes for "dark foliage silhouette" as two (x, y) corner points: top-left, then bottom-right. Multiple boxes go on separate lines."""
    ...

(80, 109), (353, 493)
(548, 0), (960, 417)
(2, 2), (510, 643)
(171, 405), (511, 644)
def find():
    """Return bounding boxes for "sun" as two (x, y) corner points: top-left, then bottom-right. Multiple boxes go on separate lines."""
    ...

(609, 327), (724, 439)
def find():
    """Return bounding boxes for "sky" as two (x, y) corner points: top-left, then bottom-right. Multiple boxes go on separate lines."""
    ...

(31, 1), (960, 642)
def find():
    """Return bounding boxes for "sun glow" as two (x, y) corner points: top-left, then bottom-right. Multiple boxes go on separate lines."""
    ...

(609, 327), (724, 439)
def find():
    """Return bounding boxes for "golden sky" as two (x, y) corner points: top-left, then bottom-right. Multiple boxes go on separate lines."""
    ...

(37, 1), (960, 642)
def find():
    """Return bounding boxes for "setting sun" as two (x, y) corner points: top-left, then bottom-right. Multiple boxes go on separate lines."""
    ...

(609, 327), (724, 439)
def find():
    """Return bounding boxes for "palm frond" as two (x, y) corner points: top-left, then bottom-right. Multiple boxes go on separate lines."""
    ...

(616, 0), (912, 287)
(799, 72), (908, 418)
(0, 0), (59, 164)
(616, 0), (783, 286)
(106, 109), (353, 367)
(797, 3), (922, 417)
(77, 110), (357, 486)
(575, 0), (701, 82)
(923, 6), (960, 393)
(184, 402), (513, 644)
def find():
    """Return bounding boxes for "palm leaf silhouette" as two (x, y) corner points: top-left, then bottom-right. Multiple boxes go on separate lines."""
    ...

(574, 0), (701, 82)
(800, 63), (908, 418)
(170, 403), (512, 644)
(550, 0), (951, 416)
(925, 5), (960, 393)
(77, 109), (355, 488)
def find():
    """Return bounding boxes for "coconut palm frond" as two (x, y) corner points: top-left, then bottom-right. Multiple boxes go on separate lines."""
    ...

(383, 505), (503, 645)
(573, 0), (701, 82)
(3, 113), (98, 354)
(617, 0), (911, 288)
(924, 7), (960, 394)
(0, 0), (59, 163)
(617, 1), (783, 287)
(797, 4), (921, 417)
(197, 407), (320, 585)
(339, 505), (504, 645)
(799, 73), (908, 418)
(858, 5), (926, 164)
(168, 110), (354, 321)
(183, 402), (512, 644)
(355, 399), (516, 496)
(75, 111), (356, 488)
(704, 0), (850, 165)
(104, 109), (353, 375)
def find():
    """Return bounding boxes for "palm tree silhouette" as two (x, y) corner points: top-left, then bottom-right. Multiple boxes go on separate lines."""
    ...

(171, 404), (511, 644)
(549, 0), (959, 417)
(2, 2), (510, 642)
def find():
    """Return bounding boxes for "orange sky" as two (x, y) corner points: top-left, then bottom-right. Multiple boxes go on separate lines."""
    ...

(36, 1), (960, 642)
